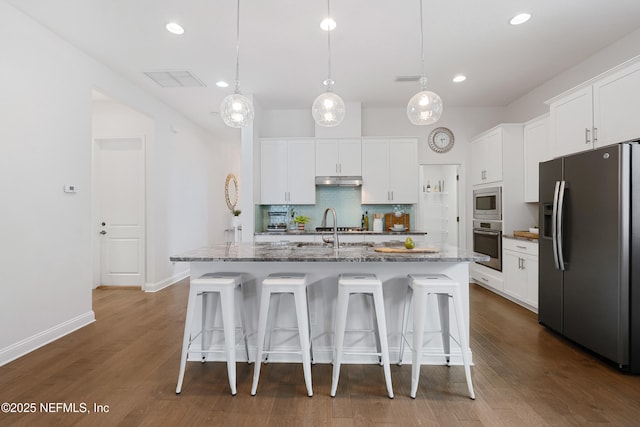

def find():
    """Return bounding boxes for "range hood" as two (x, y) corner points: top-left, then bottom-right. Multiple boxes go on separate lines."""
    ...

(315, 176), (363, 186)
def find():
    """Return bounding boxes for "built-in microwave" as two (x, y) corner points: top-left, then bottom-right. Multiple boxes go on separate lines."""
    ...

(473, 186), (502, 221)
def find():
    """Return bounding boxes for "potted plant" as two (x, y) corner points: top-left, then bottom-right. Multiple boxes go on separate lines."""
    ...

(231, 209), (241, 228)
(294, 215), (310, 231)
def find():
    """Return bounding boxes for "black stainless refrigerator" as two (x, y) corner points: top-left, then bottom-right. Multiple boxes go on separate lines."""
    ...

(539, 141), (640, 373)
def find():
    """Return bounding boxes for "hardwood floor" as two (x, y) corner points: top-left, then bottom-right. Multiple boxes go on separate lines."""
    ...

(1, 280), (640, 426)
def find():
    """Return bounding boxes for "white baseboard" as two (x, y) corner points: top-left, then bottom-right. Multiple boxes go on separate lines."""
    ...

(0, 311), (95, 367)
(145, 270), (189, 293)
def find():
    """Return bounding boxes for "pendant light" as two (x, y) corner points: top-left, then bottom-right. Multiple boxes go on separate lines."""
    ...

(406, 0), (442, 125)
(220, 0), (254, 128)
(312, 0), (346, 127)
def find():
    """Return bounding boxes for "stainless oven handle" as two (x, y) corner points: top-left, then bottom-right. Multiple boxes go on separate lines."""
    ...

(552, 181), (560, 270)
(473, 230), (500, 236)
(557, 180), (566, 271)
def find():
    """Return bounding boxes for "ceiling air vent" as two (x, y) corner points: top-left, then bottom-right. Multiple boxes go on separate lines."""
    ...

(143, 70), (206, 88)
(395, 75), (421, 82)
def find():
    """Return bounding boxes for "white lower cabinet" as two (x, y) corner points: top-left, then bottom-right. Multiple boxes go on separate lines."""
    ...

(470, 263), (504, 293)
(502, 238), (538, 311)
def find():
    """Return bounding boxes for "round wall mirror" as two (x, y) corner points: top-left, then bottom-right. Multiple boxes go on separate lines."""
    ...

(225, 174), (239, 212)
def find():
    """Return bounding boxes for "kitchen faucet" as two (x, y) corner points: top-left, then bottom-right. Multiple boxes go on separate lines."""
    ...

(320, 208), (339, 248)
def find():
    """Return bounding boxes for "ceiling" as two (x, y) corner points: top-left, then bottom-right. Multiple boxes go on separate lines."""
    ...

(8, 0), (640, 135)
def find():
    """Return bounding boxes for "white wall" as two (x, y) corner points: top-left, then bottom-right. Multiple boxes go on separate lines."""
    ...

(505, 28), (640, 123)
(0, 2), (240, 365)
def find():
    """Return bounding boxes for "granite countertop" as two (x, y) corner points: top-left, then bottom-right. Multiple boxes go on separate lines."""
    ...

(255, 230), (428, 236)
(170, 242), (489, 263)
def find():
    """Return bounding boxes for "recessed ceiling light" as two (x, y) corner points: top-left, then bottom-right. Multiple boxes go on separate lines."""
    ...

(320, 18), (336, 31)
(510, 13), (531, 25)
(216, 80), (229, 88)
(453, 75), (467, 83)
(166, 22), (185, 35)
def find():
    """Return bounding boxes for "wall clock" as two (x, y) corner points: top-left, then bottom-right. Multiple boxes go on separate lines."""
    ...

(428, 127), (455, 153)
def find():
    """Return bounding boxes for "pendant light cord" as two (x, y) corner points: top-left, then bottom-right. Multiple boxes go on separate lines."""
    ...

(419, 0), (426, 90)
(326, 0), (333, 89)
(234, 0), (241, 94)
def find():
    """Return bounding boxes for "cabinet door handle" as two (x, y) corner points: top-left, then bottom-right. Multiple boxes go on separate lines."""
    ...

(391, 191), (394, 200)
(593, 127), (598, 142)
(585, 128), (591, 144)
(516, 245), (527, 250)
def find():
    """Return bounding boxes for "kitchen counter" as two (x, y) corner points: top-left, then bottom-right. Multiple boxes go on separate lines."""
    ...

(171, 242), (485, 263)
(254, 230), (428, 236)
(171, 243), (486, 366)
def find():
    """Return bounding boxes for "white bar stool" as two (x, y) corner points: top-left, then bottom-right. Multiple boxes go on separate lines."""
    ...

(398, 273), (475, 399)
(251, 273), (313, 397)
(176, 272), (249, 396)
(331, 273), (394, 398)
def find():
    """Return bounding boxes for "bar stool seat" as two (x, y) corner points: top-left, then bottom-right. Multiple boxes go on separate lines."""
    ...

(176, 272), (249, 396)
(399, 273), (475, 399)
(251, 273), (313, 397)
(331, 273), (394, 398)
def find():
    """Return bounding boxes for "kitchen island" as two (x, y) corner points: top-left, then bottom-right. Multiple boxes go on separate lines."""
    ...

(171, 241), (488, 365)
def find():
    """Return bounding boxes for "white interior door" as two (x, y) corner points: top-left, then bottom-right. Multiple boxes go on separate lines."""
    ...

(96, 137), (145, 287)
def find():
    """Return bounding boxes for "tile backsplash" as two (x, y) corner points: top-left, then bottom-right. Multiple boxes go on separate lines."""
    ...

(257, 187), (415, 231)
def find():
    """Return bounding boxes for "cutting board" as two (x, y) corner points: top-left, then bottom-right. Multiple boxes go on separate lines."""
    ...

(374, 247), (439, 254)
(513, 230), (539, 239)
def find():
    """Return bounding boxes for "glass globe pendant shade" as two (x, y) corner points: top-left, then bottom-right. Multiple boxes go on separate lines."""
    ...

(407, 89), (443, 125)
(220, 92), (254, 128)
(312, 91), (346, 127)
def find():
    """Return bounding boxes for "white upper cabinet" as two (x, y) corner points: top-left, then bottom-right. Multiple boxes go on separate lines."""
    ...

(362, 140), (389, 203)
(593, 61), (640, 147)
(362, 138), (418, 204)
(549, 86), (593, 158)
(315, 139), (361, 176)
(260, 139), (316, 205)
(523, 114), (550, 203)
(548, 60), (640, 158)
(471, 128), (503, 186)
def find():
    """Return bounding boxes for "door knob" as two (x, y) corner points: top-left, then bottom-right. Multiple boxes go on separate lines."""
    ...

(100, 230), (107, 235)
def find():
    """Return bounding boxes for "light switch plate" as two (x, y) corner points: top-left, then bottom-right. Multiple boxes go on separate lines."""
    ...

(63, 185), (77, 193)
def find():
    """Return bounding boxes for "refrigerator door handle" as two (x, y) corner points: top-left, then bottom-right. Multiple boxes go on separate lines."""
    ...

(557, 180), (567, 271)
(552, 181), (560, 270)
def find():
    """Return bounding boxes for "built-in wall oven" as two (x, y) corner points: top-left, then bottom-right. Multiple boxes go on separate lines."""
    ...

(473, 220), (502, 271)
(473, 186), (502, 220)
